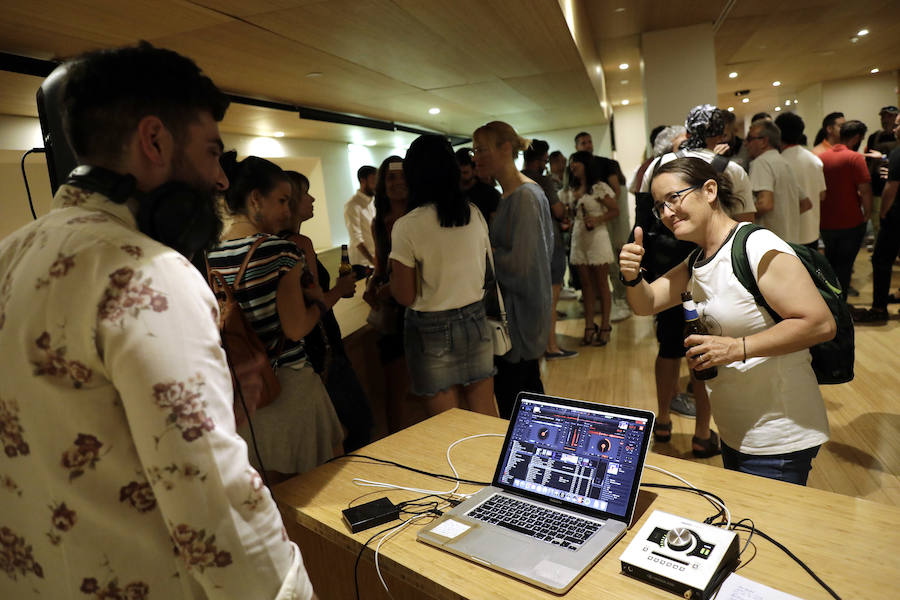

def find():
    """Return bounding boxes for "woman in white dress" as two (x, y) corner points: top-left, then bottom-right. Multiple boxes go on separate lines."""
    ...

(559, 151), (620, 345)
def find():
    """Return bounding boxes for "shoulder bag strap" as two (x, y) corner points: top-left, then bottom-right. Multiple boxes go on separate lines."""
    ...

(485, 245), (507, 322)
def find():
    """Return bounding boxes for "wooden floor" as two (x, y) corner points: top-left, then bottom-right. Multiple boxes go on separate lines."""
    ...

(544, 246), (900, 507)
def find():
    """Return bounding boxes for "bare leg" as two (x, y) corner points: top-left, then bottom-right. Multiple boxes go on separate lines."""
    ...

(547, 283), (562, 353)
(461, 377), (498, 417)
(577, 264), (596, 342)
(655, 356), (681, 430)
(424, 386), (462, 417)
(592, 264), (612, 342)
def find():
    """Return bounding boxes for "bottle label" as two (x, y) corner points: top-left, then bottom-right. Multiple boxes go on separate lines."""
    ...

(684, 309), (699, 321)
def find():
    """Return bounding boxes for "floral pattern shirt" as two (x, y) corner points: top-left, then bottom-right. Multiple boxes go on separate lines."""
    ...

(0, 185), (314, 599)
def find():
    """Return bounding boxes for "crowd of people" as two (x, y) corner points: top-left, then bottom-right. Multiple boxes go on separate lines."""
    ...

(1, 40), (896, 600)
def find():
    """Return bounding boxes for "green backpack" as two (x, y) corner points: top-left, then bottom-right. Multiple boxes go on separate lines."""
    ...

(690, 224), (854, 384)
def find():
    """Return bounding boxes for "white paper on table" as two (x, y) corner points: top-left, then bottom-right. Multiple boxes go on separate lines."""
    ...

(715, 572), (806, 600)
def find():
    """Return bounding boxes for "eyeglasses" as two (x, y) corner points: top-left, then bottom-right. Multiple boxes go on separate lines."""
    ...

(652, 184), (701, 219)
(745, 135), (765, 142)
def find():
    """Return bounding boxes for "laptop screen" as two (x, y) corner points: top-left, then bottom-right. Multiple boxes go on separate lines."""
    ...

(493, 394), (654, 521)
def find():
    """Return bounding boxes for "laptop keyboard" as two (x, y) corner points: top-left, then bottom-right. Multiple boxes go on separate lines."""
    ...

(466, 495), (602, 551)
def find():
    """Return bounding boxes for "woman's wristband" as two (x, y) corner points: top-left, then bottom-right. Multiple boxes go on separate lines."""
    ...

(618, 269), (643, 287)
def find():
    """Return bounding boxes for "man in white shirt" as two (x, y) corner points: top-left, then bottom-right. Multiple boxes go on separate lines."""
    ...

(343, 165), (377, 266)
(0, 43), (315, 600)
(746, 119), (810, 243)
(775, 112), (827, 250)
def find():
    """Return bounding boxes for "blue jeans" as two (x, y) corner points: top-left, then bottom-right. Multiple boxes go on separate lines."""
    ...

(404, 301), (494, 397)
(720, 442), (820, 485)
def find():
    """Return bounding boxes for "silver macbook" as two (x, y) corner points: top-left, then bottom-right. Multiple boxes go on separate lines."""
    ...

(417, 392), (655, 594)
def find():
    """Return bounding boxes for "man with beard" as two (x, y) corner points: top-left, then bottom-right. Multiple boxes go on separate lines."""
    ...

(0, 43), (316, 599)
(343, 165), (377, 267)
(456, 147), (500, 223)
(819, 119), (872, 300)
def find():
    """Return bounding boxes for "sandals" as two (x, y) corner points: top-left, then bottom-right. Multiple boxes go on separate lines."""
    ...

(581, 325), (598, 345)
(594, 325), (612, 346)
(653, 421), (672, 443)
(692, 430), (722, 459)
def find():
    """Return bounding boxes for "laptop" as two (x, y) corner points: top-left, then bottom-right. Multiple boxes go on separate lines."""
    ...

(417, 392), (655, 594)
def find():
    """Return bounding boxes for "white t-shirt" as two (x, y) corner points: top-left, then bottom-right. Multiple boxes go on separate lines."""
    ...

(781, 145), (826, 245)
(389, 203), (490, 312)
(749, 149), (804, 243)
(689, 222), (829, 455)
(640, 149), (755, 219)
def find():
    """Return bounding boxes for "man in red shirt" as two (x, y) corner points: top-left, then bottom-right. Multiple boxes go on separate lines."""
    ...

(819, 120), (872, 301)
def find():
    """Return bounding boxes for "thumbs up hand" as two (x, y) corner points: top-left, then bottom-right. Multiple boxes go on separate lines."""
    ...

(619, 226), (645, 284)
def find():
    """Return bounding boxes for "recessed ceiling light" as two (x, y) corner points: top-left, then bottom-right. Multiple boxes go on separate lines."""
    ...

(305, 71), (323, 78)
(857, 28), (869, 36)
(785, 100), (791, 106)
(871, 67), (880, 74)
(772, 80), (781, 87)
(775, 107), (782, 112)
(428, 107), (440, 115)
(850, 36), (859, 43)
(363, 140), (376, 147)
(620, 79), (629, 84)
(619, 63), (629, 70)
(614, 7), (626, 12)
(621, 99), (630, 106)
(727, 106), (735, 112)
(729, 71), (738, 79)
(273, 131), (285, 138)
(793, 99), (798, 104)
(742, 98), (749, 103)
(595, 66), (602, 74)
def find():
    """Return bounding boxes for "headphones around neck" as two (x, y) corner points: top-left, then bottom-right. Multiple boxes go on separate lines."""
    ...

(66, 165), (221, 259)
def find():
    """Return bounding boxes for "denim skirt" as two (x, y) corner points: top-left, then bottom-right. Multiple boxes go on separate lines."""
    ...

(404, 300), (495, 396)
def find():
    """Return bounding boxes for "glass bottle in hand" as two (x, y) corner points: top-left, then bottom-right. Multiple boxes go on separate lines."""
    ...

(339, 244), (354, 297)
(682, 291), (717, 380)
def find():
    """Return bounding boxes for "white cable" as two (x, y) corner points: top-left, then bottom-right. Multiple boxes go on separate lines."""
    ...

(351, 433), (504, 497)
(646, 463), (732, 528)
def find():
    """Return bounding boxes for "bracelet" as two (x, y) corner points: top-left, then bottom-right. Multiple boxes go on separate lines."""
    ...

(618, 269), (643, 287)
(742, 337), (747, 363)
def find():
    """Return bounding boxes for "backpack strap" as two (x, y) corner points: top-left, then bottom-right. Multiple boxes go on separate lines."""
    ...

(730, 224), (782, 323)
(710, 153), (730, 173)
(686, 246), (703, 278)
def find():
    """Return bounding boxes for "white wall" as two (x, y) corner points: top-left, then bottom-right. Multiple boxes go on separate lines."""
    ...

(794, 72), (899, 143)
(520, 123), (612, 160)
(610, 103), (647, 227)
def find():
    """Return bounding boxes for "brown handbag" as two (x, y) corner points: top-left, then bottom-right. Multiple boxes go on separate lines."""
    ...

(207, 237), (281, 427)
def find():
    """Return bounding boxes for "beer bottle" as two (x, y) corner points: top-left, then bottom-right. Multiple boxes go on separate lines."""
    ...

(338, 244), (354, 297)
(682, 291), (717, 380)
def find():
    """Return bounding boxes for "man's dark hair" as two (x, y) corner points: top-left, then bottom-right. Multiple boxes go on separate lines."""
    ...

(775, 112), (805, 145)
(839, 120), (868, 142)
(523, 139), (549, 163)
(574, 131), (591, 144)
(357, 165), (377, 182)
(751, 112), (772, 122)
(404, 135), (469, 228)
(823, 112), (844, 129)
(62, 41), (228, 163)
(649, 125), (667, 147)
(454, 147), (474, 168)
(721, 110), (736, 125)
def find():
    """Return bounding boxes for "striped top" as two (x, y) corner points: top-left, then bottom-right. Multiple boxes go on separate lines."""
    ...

(207, 234), (307, 367)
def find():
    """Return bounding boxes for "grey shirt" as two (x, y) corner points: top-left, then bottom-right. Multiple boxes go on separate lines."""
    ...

(490, 182), (554, 362)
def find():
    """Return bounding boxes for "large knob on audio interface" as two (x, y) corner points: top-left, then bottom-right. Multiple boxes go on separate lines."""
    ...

(665, 527), (693, 551)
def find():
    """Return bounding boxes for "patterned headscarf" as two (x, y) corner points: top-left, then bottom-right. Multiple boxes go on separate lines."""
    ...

(682, 104), (725, 150)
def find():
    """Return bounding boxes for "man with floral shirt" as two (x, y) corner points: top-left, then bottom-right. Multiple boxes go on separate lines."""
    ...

(0, 43), (316, 599)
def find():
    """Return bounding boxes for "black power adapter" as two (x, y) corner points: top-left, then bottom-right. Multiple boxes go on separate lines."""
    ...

(342, 497), (400, 533)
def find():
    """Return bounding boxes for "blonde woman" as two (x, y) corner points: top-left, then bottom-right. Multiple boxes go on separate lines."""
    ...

(472, 121), (555, 419)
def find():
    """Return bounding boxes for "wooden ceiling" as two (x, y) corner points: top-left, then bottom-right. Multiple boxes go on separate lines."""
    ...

(1, 1), (899, 144)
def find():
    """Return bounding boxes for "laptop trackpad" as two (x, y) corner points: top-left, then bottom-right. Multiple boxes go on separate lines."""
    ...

(450, 527), (579, 587)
